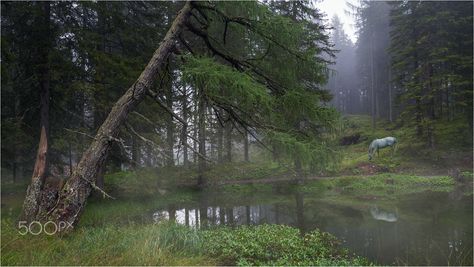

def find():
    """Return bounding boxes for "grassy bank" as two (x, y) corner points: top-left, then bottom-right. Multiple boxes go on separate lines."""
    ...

(1, 219), (369, 266)
(1, 220), (212, 265)
(305, 173), (459, 198)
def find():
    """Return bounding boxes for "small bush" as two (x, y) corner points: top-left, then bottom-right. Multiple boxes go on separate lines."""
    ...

(202, 224), (370, 266)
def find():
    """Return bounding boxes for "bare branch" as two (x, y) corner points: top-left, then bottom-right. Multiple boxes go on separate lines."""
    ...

(80, 174), (116, 200)
(131, 111), (163, 128)
(125, 123), (172, 160)
(64, 128), (96, 140)
(147, 89), (187, 125)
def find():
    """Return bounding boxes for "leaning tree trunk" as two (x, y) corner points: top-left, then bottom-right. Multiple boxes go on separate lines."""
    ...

(19, 2), (51, 223)
(27, 2), (193, 232)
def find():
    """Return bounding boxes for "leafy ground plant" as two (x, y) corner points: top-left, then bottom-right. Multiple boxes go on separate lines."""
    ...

(202, 224), (371, 266)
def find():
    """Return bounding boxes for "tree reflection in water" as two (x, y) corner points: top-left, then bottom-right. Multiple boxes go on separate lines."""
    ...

(151, 190), (472, 265)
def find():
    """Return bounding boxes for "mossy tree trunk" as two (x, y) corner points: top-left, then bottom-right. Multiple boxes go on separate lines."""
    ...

(19, 2), (193, 232)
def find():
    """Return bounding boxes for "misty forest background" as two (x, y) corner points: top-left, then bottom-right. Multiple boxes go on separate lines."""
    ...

(1, 1), (472, 188)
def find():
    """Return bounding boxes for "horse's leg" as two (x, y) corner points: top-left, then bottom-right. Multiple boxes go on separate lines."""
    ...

(376, 147), (379, 157)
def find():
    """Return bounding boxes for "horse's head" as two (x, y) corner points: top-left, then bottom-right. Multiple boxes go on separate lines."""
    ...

(368, 154), (372, 160)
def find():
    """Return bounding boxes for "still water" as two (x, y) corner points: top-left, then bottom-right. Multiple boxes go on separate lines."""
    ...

(150, 186), (473, 266)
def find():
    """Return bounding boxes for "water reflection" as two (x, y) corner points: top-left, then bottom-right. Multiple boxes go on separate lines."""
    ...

(153, 205), (292, 227)
(151, 190), (472, 266)
(370, 206), (397, 222)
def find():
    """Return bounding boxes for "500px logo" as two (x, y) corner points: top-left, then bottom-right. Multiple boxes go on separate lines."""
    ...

(18, 221), (73, 235)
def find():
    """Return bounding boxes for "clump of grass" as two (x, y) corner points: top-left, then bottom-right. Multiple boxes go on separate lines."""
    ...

(1, 219), (213, 266)
(202, 224), (371, 266)
(303, 173), (456, 199)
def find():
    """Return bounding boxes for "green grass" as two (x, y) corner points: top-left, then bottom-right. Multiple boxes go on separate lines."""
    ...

(303, 173), (459, 201)
(1, 219), (372, 266)
(1, 220), (213, 266)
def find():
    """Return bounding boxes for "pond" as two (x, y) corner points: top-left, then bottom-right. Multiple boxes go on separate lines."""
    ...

(3, 179), (471, 265)
(148, 184), (473, 266)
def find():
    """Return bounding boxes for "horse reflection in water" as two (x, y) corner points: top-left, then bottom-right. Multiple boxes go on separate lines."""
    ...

(370, 206), (398, 222)
(368, 137), (397, 160)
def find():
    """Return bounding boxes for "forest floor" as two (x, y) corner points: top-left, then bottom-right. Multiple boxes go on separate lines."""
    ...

(1, 115), (472, 265)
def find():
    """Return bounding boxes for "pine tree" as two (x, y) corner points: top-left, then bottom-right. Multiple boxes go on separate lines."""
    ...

(390, 1), (473, 145)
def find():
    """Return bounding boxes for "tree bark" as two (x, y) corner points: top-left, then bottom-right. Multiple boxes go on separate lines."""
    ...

(217, 117), (223, 163)
(370, 32), (376, 130)
(94, 164), (105, 197)
(388, 65), (393, 123)
(12, 160), (17, 184)
(185, 208), (189, 226)
(181, 87), (189, 168)
(197, 87), (207, 188)
(243, 130), (249, 162)
(19, 2), (51, 223)
(193, 94), (199, 164)
(165, 77), (175, 166)
(225, 118), (232, 162)
(27, 2), (193, 231)
(131, 136), (139, 167)
(217, 89), (224, 163)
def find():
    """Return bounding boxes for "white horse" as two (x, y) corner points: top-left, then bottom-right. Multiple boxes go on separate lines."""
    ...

(368, 137), (397, 160)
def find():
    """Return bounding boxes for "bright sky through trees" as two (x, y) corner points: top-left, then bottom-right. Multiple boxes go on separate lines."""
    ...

(319, 0), (357, 42)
